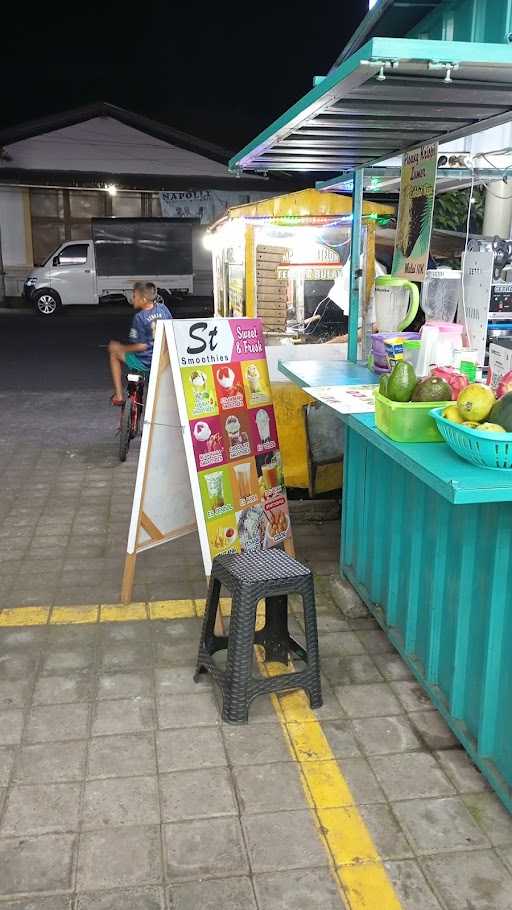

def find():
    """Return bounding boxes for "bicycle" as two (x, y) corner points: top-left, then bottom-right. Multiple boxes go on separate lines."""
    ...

(119, 371), (147, 462)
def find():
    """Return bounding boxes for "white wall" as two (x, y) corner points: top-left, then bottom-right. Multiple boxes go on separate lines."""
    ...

(0, 186), (28, 265)
(0, 186), (32, 294)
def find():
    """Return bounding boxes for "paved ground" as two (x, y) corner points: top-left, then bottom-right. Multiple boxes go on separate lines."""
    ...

(0, 597), (511, 909)
(1, 307), (512, 909)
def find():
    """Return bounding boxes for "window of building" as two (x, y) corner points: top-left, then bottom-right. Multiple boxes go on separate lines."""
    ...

(112, 193), (142, 217)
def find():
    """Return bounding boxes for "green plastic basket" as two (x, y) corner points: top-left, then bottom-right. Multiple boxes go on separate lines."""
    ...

(374, 392), (451, 443)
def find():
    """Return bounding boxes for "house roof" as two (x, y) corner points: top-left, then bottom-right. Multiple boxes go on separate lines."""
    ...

(0, 101), (233, 165)
(0, 101), (302, 192)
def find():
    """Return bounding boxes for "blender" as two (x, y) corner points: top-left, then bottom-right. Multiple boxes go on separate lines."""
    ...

(374, 276), (419, 333)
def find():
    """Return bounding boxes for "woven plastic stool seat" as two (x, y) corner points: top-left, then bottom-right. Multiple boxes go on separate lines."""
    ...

(195, 549), (322, 724)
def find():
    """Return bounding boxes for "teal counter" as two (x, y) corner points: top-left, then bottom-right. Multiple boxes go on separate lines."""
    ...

(281, 359), (512, 815)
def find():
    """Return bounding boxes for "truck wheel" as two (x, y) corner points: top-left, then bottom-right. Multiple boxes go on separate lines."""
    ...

(33, 289), (62, 317)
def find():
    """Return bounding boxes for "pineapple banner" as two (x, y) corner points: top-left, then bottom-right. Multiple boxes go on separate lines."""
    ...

(392, 142), (438, 281)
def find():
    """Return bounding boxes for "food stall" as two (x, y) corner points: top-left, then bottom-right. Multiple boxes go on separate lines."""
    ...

(206, 189), (394, 493)
(229, 37), (512, 812)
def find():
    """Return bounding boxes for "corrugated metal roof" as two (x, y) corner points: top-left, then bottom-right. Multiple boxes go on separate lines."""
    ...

(230, 38), (512, 176)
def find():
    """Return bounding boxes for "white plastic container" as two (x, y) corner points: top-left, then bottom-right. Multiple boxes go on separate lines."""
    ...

(425, 321), (464, 366)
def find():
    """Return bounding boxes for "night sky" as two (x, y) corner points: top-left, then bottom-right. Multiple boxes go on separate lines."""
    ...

(2, 1), (368, 151)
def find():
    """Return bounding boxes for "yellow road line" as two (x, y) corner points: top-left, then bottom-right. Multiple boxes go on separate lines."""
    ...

(0, 600), (201, 627)
(0, 596), (256, 628)
(262, 658), (403, 910)
(0, 606), (51, 626)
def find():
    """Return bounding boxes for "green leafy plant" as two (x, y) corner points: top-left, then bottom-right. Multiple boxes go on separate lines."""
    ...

(433, 186), (485, 233)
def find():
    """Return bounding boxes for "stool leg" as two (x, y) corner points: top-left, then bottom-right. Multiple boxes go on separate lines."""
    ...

(194, 575), (221, 681)
(222, 589), (258, 724)
(302, 585), (323, 709)
(259, 596), (289, 664)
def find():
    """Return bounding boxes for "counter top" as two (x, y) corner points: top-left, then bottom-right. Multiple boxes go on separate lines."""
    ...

(280, 359), (512, 506)
(278, 359), (374, 388)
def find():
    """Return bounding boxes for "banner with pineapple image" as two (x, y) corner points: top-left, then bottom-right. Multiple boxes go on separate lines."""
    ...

(392, 142), (438, 281)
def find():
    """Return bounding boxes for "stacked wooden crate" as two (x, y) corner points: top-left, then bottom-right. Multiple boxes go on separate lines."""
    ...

(255, 245), (289, 332)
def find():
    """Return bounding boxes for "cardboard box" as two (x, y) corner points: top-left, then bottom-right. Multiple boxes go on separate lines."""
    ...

(488, 339), (512, 389)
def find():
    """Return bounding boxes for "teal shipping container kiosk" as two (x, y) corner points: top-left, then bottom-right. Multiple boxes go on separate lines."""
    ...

(280, 359), (512, 813)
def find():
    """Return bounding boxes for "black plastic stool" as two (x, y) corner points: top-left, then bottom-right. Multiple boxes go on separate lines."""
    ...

(194, 549), (323, 724)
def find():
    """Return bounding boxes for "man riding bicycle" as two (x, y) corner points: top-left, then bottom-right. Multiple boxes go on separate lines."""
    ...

(108, 281), (172, 405)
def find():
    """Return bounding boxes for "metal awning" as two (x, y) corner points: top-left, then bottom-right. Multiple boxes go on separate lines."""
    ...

(229, 37), (512, 175)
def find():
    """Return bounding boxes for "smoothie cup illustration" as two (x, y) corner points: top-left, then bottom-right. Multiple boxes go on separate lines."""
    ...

(190, 370), (206, 389)
(234, 463), (252, 500)
(217, 366), (235, 390)
(247, 364), (261, 394)
(255, 408), (270, 443)
(225, 414), (242, 445)
(205, 471), (224, 510)
(261, 457), (279, 491)
(194, 421), (211, 444)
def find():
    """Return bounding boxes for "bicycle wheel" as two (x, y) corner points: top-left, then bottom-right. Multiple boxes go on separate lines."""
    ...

(119, 399), (132, 462)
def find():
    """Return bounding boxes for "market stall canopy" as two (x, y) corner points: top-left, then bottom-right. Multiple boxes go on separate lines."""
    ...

(229, 38), (512, 175)
(319, 166), (506, 195)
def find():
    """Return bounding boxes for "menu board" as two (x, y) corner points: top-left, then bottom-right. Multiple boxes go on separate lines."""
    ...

(307, 384), (377, 414)
(170, 317), (293, 565)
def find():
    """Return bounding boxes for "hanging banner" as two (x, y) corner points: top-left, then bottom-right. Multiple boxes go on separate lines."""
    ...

(392, 142), (438, 281)
(122, 317), (293, 599)
(160, 190), (271, 225)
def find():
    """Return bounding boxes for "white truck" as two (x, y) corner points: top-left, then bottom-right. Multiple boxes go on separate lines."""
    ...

(24, 217), (195, 316)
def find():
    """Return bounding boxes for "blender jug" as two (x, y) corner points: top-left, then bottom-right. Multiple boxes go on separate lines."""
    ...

(421, 269), (461, 323)
(374, 276), (419, 333)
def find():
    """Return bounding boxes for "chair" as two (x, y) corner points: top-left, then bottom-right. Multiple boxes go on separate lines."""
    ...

(195, 549), (322, 724)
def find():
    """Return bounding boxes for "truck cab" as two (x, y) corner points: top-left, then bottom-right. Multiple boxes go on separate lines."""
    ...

(24, 241), (96, 314)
